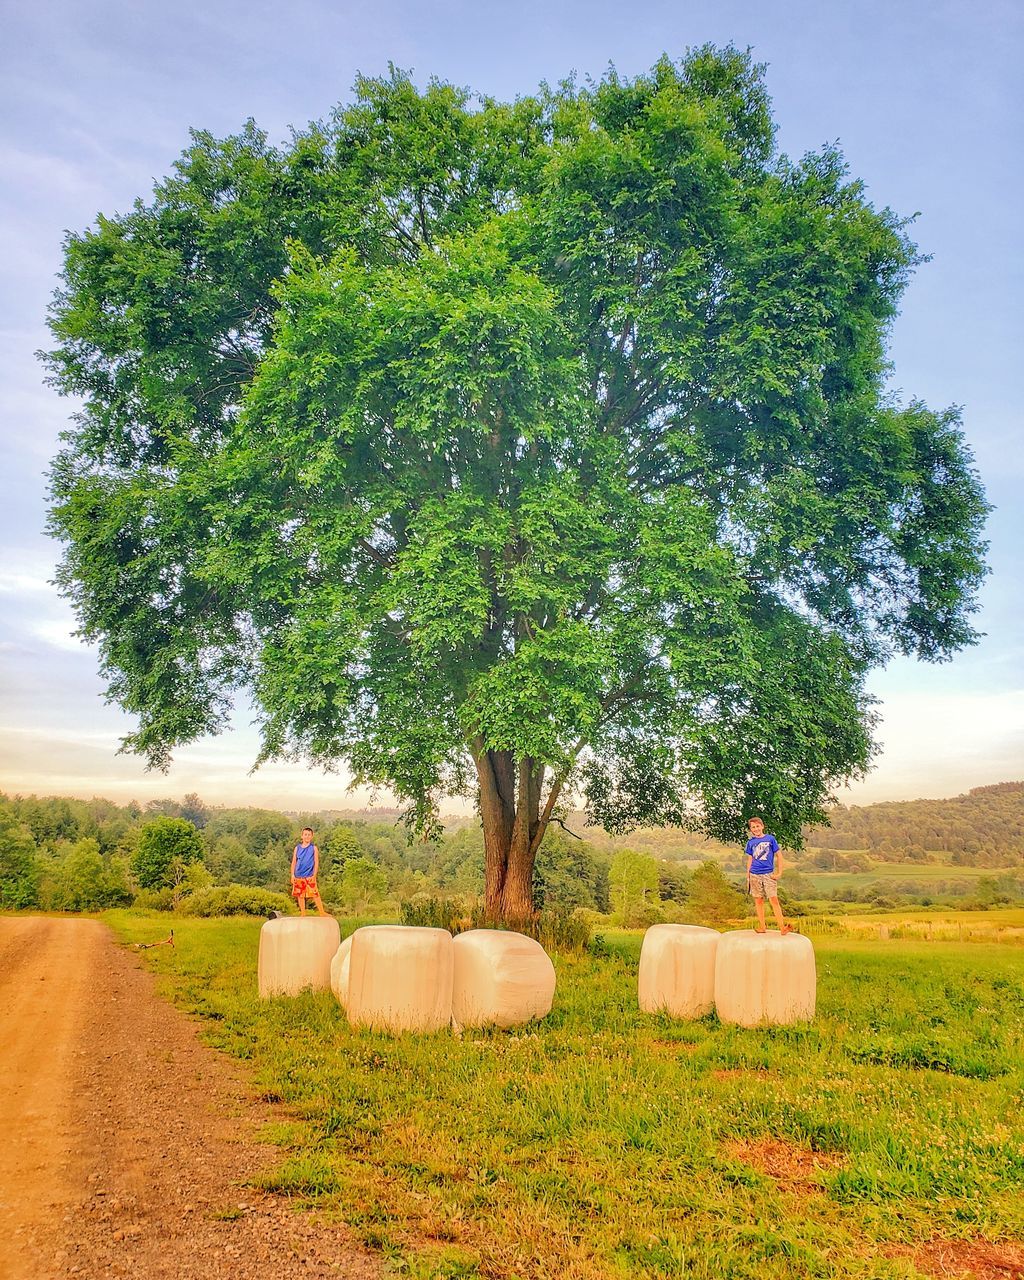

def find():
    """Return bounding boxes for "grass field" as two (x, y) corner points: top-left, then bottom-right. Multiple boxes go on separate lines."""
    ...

(800, 864), (1000, 893)
(795, 909), (1024, 945)
(106, 911), (1024, 1279)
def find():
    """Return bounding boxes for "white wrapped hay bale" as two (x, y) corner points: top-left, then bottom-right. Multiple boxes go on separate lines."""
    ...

(329, 935), (353, 1011)
(451, 929), (556, 1029)
(258, 915), (341, 998)
(714, 930), (816, 1027)
(637, 924), (720, 1019)
(346, 926), (454, 1033)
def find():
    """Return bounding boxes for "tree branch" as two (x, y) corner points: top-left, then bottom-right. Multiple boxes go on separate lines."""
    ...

(528, 731), (590, 859)
(358, 538), (394, 568)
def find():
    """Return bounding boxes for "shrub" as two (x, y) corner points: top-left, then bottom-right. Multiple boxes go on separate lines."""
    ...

(400, 896), (592, 953)
(400, 895), (469, 932)
(177, 885), (294, 917)
(526, 904), (592, 954)
(133, 886), (175, 911)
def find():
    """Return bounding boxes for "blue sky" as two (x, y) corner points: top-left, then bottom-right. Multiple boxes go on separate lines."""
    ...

(0, 0), (1021, 809)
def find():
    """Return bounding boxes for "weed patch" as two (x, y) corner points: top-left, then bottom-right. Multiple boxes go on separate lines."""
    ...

(850, 1036), (1007, 1079)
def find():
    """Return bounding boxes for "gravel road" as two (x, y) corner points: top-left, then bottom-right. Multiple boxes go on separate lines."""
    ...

(0, 916), (381, 1280)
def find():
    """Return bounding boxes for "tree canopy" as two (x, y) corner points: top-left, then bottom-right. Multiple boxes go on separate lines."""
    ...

(44, 49), (988, 918)
(131, 816), (205, 889)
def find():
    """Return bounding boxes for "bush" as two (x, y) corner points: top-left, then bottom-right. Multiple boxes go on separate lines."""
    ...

(177, 885), (294, 917)
(525, 904), (592, 954)
(400, 896), (592, 953)
(614, 901), (664, 928)
(400, 895), (469, 932)
(133, 886), (175, 911)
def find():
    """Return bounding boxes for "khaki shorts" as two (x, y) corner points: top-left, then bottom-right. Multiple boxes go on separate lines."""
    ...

(749, 873), (779, 900)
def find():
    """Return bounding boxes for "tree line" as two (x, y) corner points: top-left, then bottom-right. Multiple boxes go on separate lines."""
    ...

(801, 783), (1024, 864)
(0, 790), (748, 923)
(3, 786), (1021, 919)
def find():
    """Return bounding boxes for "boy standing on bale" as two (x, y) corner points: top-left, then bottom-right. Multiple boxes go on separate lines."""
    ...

(745, 816), (791, 935)
(291, 826), (327, 917)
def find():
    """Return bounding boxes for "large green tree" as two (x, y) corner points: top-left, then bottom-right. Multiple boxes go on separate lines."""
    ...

(131, 816), (205, 890)
(0, 806), (40, 909)
(45, 51), (987, 919)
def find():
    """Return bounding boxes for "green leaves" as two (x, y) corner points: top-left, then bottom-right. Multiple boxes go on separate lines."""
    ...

(131, 816), (204, 889)
(43, 50), (988, 853)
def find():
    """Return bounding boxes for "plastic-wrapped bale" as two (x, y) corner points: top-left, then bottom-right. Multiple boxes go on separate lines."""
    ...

(637, 924), (720, 1019)
(258, 915), (341, 998)
(346, 926), (454, 1033)
(329, 935), (353, 1011)
(714, 931), (816, 1027)
(451, 930), (556, 1029)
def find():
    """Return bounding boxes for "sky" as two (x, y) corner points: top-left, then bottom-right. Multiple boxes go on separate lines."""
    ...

(0, 0), (1021, 812)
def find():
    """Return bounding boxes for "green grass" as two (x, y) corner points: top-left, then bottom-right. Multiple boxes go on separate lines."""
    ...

(801, 863), (997, 892)
(797, 909), (1024, 945)
(105, 910), (1024, 1279)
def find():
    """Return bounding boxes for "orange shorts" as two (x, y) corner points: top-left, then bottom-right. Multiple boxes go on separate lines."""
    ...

(291, 876), (319, 898)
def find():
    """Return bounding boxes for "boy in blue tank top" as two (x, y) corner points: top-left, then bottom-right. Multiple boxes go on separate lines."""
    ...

(291, 826), (326, 916)
(745, 816), (791, 935)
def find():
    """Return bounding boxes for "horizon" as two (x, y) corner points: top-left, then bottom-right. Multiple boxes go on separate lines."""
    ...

(4, 777), (1021, 821)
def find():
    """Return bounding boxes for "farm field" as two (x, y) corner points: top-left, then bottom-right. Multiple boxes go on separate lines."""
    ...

(796, 909), (1024, 945)
(106, 911), (1024, 1280)
(800, 863), (1003, 892)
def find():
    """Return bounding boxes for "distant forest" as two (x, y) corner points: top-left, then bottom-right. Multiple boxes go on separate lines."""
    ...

(1, 782), (1022, 916)
(802, 782), (1024, 864)
(573, 782), (1024, 867)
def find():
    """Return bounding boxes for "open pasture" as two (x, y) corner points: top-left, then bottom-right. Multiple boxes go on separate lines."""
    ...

(797, 909), (1024, 946)
(799, 863), (1003, 893)
(107, 911), (1024, 1279)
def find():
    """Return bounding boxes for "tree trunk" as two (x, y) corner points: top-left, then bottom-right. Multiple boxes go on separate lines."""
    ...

(472, 741), (551, 922)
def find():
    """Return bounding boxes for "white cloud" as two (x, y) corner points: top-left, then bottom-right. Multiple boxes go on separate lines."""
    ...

(0, 724), (122, 748)
(0, 570), (55, 595)
(26, 618), (93, 653)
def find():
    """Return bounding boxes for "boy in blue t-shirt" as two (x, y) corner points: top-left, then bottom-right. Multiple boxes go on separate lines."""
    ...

(745, 816), (791, 935)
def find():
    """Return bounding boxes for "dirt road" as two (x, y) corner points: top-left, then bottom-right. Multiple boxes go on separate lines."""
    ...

(0, 917), (380, 1280)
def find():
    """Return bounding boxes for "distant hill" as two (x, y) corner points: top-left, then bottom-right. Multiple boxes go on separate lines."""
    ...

(560, 782), (1024, 870)
(801, 782), (1024, 866)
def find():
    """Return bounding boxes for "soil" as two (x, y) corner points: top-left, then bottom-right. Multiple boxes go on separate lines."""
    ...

(887, 1238), (1024, 1279)
(0, 916), (381, 1280)
(723, 1136), (846, 1193)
